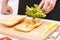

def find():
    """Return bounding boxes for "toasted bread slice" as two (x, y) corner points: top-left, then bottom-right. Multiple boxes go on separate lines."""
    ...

(14, 19), (43, 32)
(14, 24), (32, 32)
(0, 15), (26, 27)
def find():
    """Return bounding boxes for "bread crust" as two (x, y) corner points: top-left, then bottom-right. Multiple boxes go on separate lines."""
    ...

(0, 16), (26, 27)
(14, 19), (43, 32)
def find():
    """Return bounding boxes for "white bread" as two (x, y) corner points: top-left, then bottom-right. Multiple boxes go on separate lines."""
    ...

(14, 19), (43, 32)
(0, 15), (26, 27)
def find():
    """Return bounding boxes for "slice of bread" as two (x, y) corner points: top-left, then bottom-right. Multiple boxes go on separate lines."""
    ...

(0, 15), (26, 27)
(14, 19), (43, 32)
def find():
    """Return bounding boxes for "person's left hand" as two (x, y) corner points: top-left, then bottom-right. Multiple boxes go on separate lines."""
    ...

(39, 0), (57, 14)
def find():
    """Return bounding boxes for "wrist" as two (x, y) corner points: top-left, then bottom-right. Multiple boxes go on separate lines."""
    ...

(2, 0), (8, 6)
(2, 3), (8, 6)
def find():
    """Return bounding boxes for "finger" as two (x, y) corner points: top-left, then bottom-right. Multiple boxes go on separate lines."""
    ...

(45, 0), (57, 14)
(2, 12), (10, 15)
(8, 7), (13, 14)
(42, 2), (50, 14)
(46, 1), (55, 14)
(39, 1), (44, 8)
(1, 11), (10, 15)
(10, 8), (13, 14)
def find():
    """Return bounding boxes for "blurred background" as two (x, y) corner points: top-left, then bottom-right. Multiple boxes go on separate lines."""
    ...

(0, 0), (19, 15)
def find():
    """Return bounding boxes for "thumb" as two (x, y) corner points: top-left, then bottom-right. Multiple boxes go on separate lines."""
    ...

(9, 7), (13, 14)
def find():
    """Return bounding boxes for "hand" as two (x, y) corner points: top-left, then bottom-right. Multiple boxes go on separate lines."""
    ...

(39, 0), (57, 14)
(1, 5), (13, 15)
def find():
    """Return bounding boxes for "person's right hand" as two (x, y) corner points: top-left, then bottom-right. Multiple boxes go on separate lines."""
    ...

(1, 5), (13, 15)
(39, 0), (57, 14)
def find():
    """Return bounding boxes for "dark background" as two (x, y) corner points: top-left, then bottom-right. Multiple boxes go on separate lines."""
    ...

(18, 0), (60, 21)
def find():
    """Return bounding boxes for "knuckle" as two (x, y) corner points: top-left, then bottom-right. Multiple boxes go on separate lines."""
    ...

(50, 5), (54, 9)
(49, 4), (54, 9)
(50, 3), (54, 8)
(46, 0), (50, 3)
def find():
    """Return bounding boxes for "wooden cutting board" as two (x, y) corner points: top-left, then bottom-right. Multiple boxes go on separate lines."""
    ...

(0, 21), (59, 40)
(0, 15), (59, 40)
